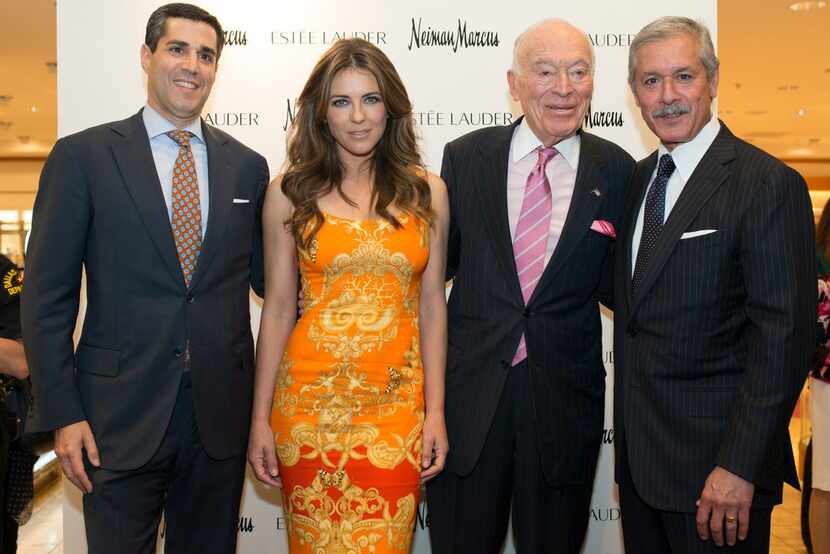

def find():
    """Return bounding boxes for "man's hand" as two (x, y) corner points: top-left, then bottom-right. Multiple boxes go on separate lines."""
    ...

(247, 419), (281, 487)
(55, 420), (100, 493)
(696, 466), (755, 546)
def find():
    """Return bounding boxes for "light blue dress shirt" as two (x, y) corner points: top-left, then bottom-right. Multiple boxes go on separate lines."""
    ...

(142, 104), (210, 235)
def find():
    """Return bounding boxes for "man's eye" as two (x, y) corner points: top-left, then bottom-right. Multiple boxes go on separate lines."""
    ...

(170, 46), (183, 55)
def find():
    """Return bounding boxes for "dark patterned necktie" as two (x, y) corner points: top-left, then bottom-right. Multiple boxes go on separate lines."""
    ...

(167, 130), (203, 286)
(632, 154), (675, 292)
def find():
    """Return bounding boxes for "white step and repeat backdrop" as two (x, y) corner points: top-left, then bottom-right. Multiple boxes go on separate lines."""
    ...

(57, 1), (715, 552)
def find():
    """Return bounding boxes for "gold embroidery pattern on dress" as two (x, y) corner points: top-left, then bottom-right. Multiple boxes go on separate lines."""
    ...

(287, 469), (416, 553)
(274, 355), (297, 418)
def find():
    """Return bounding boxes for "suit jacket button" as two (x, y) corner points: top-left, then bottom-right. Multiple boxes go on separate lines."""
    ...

(186, 293), (194, 304)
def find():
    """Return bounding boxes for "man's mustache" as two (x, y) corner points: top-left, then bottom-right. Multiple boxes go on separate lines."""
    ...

(652, 103), (691, 118)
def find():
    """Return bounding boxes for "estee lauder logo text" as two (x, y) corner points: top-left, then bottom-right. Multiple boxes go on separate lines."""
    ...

(601, 428), (615, 445)
(223, 30), (247, 46)
(204, 112), (260, 127)
(590, 507), (621, 521)
(415, 500), (429, 529)
(271, 31), (387, 46)
(413, 110), (513, 127)
(408, 18), (500, 51)
(586, 33), (635, 47)
(584, 106), (624, 129)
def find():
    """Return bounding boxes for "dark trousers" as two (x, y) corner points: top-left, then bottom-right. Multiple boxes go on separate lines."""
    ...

(426, 361), (593, 554)
(0, 410), (8, 552)
(618, 446), (772, 554)
(82, 373), (246, 554)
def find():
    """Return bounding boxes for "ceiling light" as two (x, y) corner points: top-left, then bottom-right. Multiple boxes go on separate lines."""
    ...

(798, 108), (807, 116)
(789, 1), (827, 11)
(789, 147), (815, 156)
(30, 106), (37, 113)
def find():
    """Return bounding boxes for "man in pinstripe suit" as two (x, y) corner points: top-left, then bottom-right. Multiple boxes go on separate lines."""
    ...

(614, 16), (815, 552)
(426, 19), (635, 553)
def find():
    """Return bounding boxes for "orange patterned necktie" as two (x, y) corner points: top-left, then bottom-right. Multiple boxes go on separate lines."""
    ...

(167, 130), (203, 286)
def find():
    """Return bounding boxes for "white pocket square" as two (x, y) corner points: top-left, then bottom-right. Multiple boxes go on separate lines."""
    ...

(680, 229), (717, 239)
(232, 198), (250, 204)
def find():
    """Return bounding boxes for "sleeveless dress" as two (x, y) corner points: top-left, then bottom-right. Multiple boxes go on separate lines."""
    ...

(271, 212), (428, 553)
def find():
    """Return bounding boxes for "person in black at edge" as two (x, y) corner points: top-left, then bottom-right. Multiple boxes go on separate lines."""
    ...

(0, 252), (34, 553)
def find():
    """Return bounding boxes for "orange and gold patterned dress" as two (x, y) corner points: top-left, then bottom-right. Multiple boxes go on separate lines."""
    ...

(271, 212), (428, 553)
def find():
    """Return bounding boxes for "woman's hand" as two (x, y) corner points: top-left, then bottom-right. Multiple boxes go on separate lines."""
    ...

(420, 410), (449, 482)
(247, 419), (282, 487)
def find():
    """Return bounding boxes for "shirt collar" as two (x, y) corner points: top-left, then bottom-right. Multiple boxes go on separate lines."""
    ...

(142, 104), (205, 145)
(510, 116), (580, 170)
(657, 117), (720, 183)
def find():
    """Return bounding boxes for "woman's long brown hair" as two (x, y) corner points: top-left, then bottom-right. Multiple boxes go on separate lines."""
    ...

(282, 38), (433, 248)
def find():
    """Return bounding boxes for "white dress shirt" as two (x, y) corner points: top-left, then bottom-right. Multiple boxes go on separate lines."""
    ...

(508, 118), (581, 266)
(631, 117), (720, 273)
(142, 104), (210, 236)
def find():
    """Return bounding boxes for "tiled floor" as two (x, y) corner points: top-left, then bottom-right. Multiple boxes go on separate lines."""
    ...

(16, 424), (813, 554)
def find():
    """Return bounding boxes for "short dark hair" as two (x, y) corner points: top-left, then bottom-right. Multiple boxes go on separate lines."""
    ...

(145, 3), (224, 61)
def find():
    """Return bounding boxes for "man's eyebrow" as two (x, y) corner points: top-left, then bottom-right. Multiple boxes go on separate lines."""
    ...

(162, 39), (217, 56)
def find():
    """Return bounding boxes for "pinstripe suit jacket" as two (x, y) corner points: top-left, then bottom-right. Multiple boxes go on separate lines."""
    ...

(613, 121), (815, 512)
(442, 118), (634, 486)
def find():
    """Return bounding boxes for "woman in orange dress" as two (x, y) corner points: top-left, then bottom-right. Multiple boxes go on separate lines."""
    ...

(248, 38), (449, 553)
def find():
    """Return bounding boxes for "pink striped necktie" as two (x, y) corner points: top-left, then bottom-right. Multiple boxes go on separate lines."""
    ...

(512, 146), (558, 365)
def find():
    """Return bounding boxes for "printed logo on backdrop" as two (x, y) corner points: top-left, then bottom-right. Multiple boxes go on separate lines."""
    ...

(238, 516), (255, 534)
(271, 30), (387, 46)
(584, 107), (624, 129)
(413, 110), (514, 128)
(204, 112), (261, 127)
(602, 349), (614, 365)
(276, 515), (288, 531)
(415, 499), (429, 530)
(591, 507), (621, 522)
(601, 428), (615, 445)
(586, 33), (636, 47)
(224, 30), (247, 46)
(408, 18), (500, 52)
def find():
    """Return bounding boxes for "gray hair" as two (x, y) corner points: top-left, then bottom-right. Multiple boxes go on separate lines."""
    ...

(628, 16), (719, 85)
(511, 18), (595, 76)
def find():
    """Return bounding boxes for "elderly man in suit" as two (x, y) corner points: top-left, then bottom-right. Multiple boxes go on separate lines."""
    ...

(426, 18), (634, 554)
(614, 16), (815, 553)
(22, 4), (268, 553)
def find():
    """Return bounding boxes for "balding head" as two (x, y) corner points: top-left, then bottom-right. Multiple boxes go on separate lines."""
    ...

(512, 19), (594, 76)
(507, 18), (594, 146)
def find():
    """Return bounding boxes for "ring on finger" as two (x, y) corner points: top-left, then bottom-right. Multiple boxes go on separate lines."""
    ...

(725, 515), (737, 524)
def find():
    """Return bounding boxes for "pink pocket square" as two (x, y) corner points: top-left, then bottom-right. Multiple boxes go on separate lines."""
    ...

(590, 220), (616, 239)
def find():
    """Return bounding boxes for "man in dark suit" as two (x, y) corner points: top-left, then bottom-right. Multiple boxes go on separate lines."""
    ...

(21, 4), (268, 553)
(426, 19), (634, 553)
(614, 16), (815, 553)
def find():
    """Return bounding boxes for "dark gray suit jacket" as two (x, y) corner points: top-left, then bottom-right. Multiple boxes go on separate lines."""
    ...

(614, 121), (815, 512)
(442, 118), (634, 487)
(22, 110), (269, 470)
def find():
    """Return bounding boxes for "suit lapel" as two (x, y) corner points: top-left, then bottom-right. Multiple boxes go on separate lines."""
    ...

(530, 131), (605, 304)
(474, 119), (524, 304)
(110, 111), (184, 289)
(631, 124), (736, 310)
(189, 122), (233, 290)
